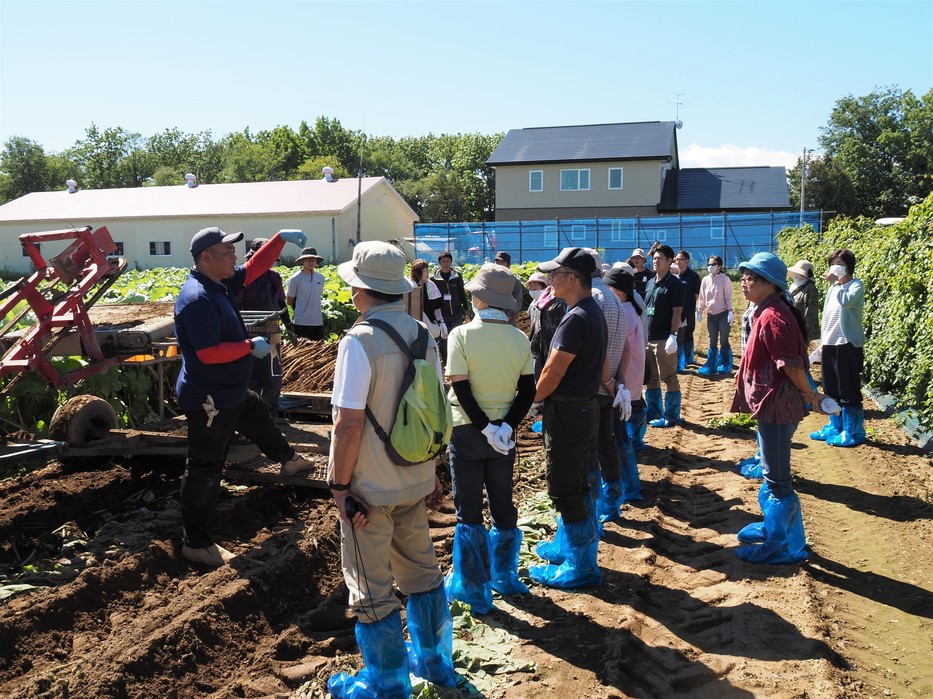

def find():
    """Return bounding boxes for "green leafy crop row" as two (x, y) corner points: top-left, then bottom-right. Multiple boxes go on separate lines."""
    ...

(777, 193), (933, 425)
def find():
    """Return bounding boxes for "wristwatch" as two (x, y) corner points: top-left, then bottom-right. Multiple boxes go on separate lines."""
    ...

(328, 481), (351, 491)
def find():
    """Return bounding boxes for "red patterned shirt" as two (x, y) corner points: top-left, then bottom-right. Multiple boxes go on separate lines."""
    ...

(731, 293), (808, 424)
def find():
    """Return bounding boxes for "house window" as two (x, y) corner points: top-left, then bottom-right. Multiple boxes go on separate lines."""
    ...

(572, 225), (586, 241)
(653, 230), (668, 242)
(610, 221), (634, 242)
(110, 241), (125, 256)
(710, 226), (724, 240)
(560, 169), (590, 191)
(608, 167), (623, 190)
(543, 225), (558, 247)
(149, 241), (172, 256)
(529, 170), (543, 192)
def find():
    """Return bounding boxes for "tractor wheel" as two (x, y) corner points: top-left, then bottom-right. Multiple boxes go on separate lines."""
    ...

(49, 395), (118, 468)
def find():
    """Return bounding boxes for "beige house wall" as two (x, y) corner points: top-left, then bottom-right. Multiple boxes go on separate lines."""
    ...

(495, 159), (668, 215)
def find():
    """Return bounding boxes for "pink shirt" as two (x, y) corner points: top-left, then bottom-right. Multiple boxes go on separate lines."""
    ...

(619, 302), (646, 398)
(697, 272), (733, 316)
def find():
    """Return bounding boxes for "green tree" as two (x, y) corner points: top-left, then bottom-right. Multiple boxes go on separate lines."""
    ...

(71, 124), (145, 189)
(0, 136), (51, 203)
(816, 86), (928, 218)
(788, 155), (858, 217)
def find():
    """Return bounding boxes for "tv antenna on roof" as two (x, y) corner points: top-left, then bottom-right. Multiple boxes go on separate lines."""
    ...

(670, 92), (684, 128)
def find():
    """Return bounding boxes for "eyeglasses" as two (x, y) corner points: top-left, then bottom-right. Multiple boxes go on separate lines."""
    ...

(546, 270), (573, 281)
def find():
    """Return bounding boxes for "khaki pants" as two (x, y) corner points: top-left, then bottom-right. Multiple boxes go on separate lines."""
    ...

(646, 340), (681, 392)
(340, 496), (444, 622)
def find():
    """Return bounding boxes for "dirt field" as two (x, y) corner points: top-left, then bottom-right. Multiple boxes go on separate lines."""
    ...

(1, 349), (931, 697)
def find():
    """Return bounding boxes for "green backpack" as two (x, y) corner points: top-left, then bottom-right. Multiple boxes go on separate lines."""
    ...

(361, 318), (453, 466)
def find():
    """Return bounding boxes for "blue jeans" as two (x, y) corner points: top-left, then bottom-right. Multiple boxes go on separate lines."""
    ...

(757, 421), (798, 499)
(448, 424), (518, 529)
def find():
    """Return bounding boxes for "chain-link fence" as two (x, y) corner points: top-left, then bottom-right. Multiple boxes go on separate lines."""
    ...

(413, 211), (823, 269)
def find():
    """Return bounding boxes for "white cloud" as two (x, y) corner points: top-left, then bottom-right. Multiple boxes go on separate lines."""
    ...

(679, 143), (800, 170)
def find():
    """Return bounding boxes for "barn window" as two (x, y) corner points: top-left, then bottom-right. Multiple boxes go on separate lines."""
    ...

(149, 241), (172, 256)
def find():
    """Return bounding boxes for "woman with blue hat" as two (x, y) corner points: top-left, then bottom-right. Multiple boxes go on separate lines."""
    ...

(730, 252), (832, 564)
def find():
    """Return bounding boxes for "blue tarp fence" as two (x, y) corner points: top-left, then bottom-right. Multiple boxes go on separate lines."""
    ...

(413, 211), (823, 270)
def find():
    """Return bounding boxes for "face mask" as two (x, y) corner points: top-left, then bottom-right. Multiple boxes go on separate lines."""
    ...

(707, 265), (720, 275)
(529, 289), (543, 300)
(830, 264), (848, 279)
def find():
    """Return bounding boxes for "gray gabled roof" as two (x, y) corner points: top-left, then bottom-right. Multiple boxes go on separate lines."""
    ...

(486, 122), (677, 165)
(658, 167), (791, 212)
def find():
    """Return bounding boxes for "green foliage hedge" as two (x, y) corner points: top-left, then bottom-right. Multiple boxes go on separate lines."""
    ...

(777, 194), (933, 424)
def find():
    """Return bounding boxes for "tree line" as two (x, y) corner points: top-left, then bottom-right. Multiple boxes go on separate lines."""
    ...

(0, 117), (503, 223)
(1, 86), (930, 223)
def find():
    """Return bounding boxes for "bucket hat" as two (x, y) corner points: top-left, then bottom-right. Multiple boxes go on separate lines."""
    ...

(630, 247), (647, 261)
(296, 247), (324, 263)
(603, 267), (635, 296)
(337, 241), (411, 295)
(466, 263), (518, 310)
(788, 259), (813, 278)
(738, 252), (788, 290)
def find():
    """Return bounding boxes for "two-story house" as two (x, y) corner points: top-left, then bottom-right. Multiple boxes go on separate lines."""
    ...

(486, 121), (790, 221)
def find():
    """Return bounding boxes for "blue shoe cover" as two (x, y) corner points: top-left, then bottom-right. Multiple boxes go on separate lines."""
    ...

(617, 427), (642, 501)
(444, 523), (492, 614)
(535, 516), (568, 564)
(809, 412), (842, 441)
(531, 419), (542, 433)
(739, 460), (763, 479)
(628, 407), (648, 452)
(716, 346), (734, 374)
(596, 479), (624, 523)
(737, 484), (770, 543)
(677, 345), (686, 372)
(736, 491), (808, 565)
(826, 405), (866, 448)
(489, 527), (529, 595)
(645, 388), (663, 422)
(328, 609), (411, 699)
(697, 348), (718, 376)
(651, 391), (682, 427)
(684, 340), (695, 366)
(529, 519), (602, 589)
(406, 585), (457, 687)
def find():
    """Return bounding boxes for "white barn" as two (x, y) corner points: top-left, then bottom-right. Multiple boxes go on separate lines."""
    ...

(0, 176), (418, 274)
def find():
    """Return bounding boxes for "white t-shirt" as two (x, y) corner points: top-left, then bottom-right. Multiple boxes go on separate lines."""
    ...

(286, 270), (325, 326)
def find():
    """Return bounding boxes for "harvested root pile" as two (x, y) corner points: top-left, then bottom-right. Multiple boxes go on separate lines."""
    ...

(281, 340), (339, 393)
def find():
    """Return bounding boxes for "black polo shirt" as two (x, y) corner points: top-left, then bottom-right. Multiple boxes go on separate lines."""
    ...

(646, 272), (686, 341)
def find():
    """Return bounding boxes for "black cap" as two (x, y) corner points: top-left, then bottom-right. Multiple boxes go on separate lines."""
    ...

(190, 227), (243, 257)
(603, 267), (635, 296)
(538, 247), (597, 277)
(494, 250), (511, 265)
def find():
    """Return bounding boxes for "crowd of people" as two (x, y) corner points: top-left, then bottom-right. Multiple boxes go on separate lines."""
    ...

(172, 229), (864, 695)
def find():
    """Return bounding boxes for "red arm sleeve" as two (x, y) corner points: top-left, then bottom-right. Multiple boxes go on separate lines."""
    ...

(197, 340), (252, 364)
(243, 235), (287, 286)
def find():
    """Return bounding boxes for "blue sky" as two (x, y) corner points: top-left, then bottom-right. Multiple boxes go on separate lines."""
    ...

(1, 0), (930, 171)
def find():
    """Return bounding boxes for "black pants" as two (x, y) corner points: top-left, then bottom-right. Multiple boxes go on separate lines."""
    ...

(821, 343), (864, 406)
(542, 396), (599, 523)
(295, 324), (324, 341)
(438, 313), (465, 363)
(249, 350), (282, 413)
(590, 393), (621, 482)
(181, 390), (293, 548)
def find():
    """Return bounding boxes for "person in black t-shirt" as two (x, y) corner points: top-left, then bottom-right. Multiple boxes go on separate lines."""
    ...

(528, 247), (608, 590)
(644, 245), (685, 428)
(673, 250), (702, 370)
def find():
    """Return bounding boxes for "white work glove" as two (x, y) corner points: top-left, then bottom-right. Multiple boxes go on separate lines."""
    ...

(665, 333), (678, 355)
(613, 384), (632, 421)
(481, 422), (509, 455)
(439, 322), (448, 340)
(809, 345), (822, 364)
(527, 402), (542, 419)
(727, 310), (735, 325)
(695, 310), (703, 323)
(202, 394), (219, 428)
(278, 229), (307, 248)
(820, 396), (841, 414)
(493, 423), (516, 452)
(250, 336), (272, 358)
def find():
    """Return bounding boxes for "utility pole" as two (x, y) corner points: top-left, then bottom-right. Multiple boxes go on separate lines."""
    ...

(799, 148), (809, 227)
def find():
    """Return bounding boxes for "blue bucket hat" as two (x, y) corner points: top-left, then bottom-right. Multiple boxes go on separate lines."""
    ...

(738, 252), (788, 290)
